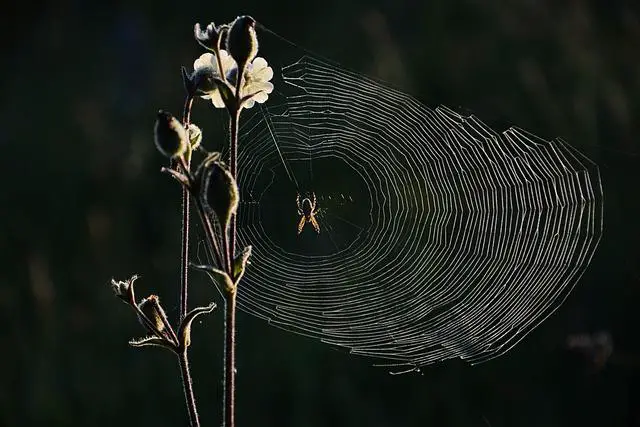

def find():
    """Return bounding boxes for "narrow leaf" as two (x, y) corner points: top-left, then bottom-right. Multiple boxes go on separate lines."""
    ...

(129, 336), (177, 352)
(190, 263), (235, 293)
(233, 245), (252, 282)
(178, 302), (216, 351)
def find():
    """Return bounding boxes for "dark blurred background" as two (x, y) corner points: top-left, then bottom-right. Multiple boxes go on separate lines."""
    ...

(2, 0), (640, 426)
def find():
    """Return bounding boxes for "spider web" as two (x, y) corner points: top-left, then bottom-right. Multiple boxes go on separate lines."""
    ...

(232, 34), (603, 369)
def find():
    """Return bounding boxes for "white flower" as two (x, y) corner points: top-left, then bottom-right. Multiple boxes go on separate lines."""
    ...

(193, 50), (274, 109)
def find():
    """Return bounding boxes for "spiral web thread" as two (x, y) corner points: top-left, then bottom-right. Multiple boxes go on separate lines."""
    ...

(234, 53), (603, 369)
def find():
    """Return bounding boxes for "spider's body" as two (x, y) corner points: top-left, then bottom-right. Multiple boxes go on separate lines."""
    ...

(296, 192), (320, 234)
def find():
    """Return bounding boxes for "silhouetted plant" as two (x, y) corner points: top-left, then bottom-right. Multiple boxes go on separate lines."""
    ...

(110, 15), (272, 427)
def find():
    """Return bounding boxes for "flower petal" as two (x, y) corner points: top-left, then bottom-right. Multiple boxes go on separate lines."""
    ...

(210, 91), (226, 109)
(245, 81), (274, 96)
(251, 65), (273, 83)
(251, 57), (268, 71)
(251, 91), (269, 104)
(251, 92), (269, 104)
(243, 99), (256, 109)
(194, 53), (215, 71)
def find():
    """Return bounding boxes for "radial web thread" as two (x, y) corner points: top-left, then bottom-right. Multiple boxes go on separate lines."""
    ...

(233, 54), (603, 368)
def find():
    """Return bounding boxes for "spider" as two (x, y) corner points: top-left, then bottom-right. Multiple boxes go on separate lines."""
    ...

(296, 192), (320, 234)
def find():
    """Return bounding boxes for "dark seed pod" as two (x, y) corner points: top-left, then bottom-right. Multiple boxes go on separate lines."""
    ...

(226, 15), (258, 73)
(154, 110), (187, 158)
(200, 160), (239, 230)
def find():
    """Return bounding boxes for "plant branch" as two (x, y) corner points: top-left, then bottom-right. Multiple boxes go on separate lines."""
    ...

(229, 71), (243, 261)
(179, 96), (194, 322)
(179, 177), (191, 322)
(132, 302), (177, 346)
(223, 290), (237, 427)
(221, 229), (232, 280)
(228, 109), (240, 271)
(192, 196), (224, 271)
(177, 96), (201, 427)
(179, 350), (201, 427)
(221, 73), (243, 427)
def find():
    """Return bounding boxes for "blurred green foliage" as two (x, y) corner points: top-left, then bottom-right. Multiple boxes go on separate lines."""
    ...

(1, 1), (639, 426)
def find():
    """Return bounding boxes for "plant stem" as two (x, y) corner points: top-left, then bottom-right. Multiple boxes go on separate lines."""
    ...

(180, 96), (194, 322)
(221, 231), (232, 280)
(193, 197), (225, 270)
(178, 97), (199, 427)
(180, 183), (190, 321)
(223, 291), (236, 427)
(179, 350), (201, 427)
(222, 83), (242, 427)
(229, 109), (240, 261)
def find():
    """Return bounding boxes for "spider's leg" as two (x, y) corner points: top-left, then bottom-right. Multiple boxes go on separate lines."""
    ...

(310, 216), (320, 234)
(296, 192), (301, 210)
(312, 192), (317, 210)
(297, 215), (306, 235)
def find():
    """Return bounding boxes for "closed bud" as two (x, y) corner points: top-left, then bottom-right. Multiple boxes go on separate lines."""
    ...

(226, 15), (258, 72)
(137, 295), (167, 335)
(154, 111), (188, 158)
(190, 66), (218, 96)
(200, 161), (239, 230)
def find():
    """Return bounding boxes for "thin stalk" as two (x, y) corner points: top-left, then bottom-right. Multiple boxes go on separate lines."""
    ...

(179, 182), (191, 321)
(229, 108), (240, 260)
(178, 96), (200, 427)
(221, 230), (232, 280)
(179, 350), (201, 427)
(222, 74), (243, 427)
(192, 196), (224, 271)
(223, 291), (236, 427)
(180, 96), (194, 322)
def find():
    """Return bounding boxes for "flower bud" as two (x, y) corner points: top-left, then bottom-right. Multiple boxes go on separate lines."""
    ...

(137, 295), (167, 335)
(226, 15), (258, 72)
(154, 111), (188, 158)
(191, 66), (218, 96)
(200, 161), (239, 230)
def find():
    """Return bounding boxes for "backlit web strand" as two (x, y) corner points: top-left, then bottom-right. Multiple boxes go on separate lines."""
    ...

(234, 53), (603, 368)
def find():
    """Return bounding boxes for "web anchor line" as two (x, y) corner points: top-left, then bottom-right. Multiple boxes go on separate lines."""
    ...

(259, 104), (299, 189)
